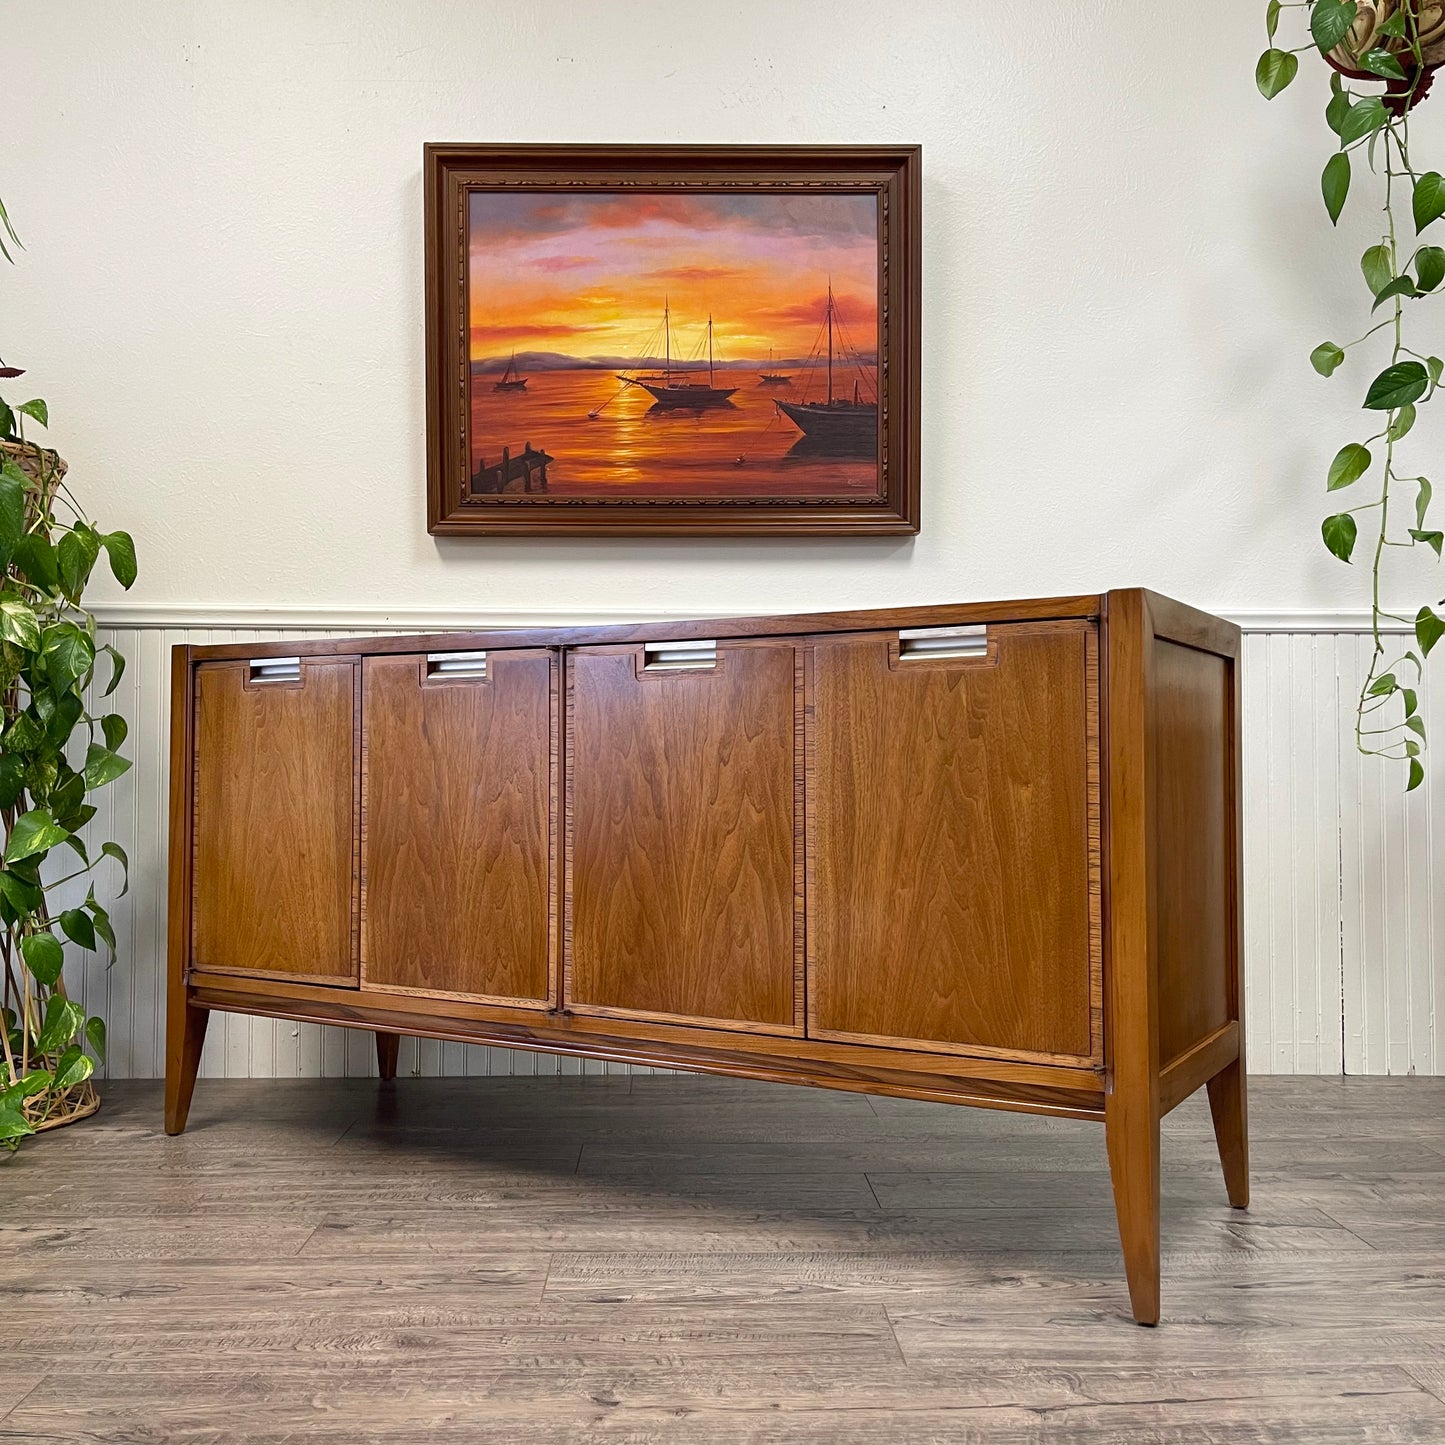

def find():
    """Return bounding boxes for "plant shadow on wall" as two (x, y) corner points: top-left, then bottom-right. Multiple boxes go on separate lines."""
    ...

(1258, 1), (1445, 790)
(0, 195), (135, 1150)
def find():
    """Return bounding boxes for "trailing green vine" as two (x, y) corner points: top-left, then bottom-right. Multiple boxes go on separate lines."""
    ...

(0, 193), (135, 1148)
(1258, 0), (1445, 790)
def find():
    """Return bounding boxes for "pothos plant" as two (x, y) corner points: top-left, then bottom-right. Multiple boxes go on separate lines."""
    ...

(1258, 0), (1445, 790)
(0, 194), (135, 1149)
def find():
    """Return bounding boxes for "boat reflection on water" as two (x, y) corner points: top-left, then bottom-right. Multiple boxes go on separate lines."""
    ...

(641, 399), (739, 421)
(780, 431), (877, 462)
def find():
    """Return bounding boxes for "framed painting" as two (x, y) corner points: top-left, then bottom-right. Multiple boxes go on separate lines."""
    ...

(424, 144), (920, 536)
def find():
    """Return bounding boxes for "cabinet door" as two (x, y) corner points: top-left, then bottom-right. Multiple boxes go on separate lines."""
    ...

(361, 650), (554, 1006)
(808, 621), (1100, 1063)
(192, 657), (358, 983)
(565, 640), (800, 1032)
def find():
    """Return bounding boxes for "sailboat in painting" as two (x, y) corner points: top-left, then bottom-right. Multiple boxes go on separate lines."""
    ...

(493, 352), (528, 392)
(618, 302), (737, 409)
(759, 348), (791, 386)
(773, 284), (876, 449)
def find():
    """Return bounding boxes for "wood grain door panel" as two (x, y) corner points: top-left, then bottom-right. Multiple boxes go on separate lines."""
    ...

(191, 658), (358, 984)
(361, 651), (555, 1006)
(565, 641), (800, 1032)
(807, 621), (1100, 1063)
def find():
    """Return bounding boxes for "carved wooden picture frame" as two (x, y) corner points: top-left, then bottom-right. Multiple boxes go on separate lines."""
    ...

(424, 143), (921, 536)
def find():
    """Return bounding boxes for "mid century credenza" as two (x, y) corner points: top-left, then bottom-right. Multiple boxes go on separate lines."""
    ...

(165, 589), (1246, 1325)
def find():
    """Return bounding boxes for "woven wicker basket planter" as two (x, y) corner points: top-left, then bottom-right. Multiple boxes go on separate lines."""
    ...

(0, 435), (66, 485)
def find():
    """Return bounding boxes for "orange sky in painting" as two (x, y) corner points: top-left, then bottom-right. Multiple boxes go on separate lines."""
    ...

(467, 190), (878, 366)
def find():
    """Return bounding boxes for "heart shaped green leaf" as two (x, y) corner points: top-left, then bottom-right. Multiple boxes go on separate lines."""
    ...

(20, 930), (64, 987)
(51, 1044), (93, 1093)
(1416, 173), (1445, 232)
(1417, 606), (1445, 656)
(100, 531), (137, 590)
(4, 810), (68, 864)
(83, 744), (131, 790)
(1257, 48), (1299, 98)
(1312, 0), (1360, 52)
(1323, 152), (1351, 223)
(1328, 442), (1372, 490)
(1323, 512), (1359, 562)
(1340, 96), (1388, 146)
(35, 995), (84, 1056)
(1359, 46), (1407, 81)
(1363, 361), (1429, 410)
(1372, 275), (1419, 311)
(1388, 404), (1416, 441)
(1362, 244), (1393, 296)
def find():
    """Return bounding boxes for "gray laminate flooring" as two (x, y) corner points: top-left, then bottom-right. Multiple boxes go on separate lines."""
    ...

(1, 1074), (1442, 1443)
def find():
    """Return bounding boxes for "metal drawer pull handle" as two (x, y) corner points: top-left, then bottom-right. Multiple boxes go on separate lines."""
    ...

(643, 640), (718, 671)
(897, 625), (989, 660)
(426, 651), (489, 679)
(248, 657), (302, 683)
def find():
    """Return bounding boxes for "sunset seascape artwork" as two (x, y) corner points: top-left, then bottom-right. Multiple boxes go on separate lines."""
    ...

(466, 189), (881, 499)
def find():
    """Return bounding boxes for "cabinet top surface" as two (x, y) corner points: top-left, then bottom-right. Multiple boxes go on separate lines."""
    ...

(180, 594), (1121, 664)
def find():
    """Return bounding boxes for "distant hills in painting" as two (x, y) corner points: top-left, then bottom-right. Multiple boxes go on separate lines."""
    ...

(470, 352), (876, 374)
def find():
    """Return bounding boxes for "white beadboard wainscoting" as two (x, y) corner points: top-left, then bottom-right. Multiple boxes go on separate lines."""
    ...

(59, 610), (1442, 1081)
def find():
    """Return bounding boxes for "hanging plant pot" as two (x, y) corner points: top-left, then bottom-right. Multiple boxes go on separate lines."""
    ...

(0, 436), (67, 487)
(1325, 2), (1445, 111)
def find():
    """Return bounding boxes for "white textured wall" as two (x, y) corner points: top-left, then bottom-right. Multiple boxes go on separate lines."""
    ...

(4, 0), (1444, 622)
(6, 3), (1445, 1073)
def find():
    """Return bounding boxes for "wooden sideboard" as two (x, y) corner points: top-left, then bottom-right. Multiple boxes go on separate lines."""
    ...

(165, 590), (1246, 1325)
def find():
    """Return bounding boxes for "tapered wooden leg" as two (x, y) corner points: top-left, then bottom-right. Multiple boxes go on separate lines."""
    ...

(1103, 590), (1163, 1326)
(1206, 1056), (1249, 1208)
(1106, 1089), (1161, 1326)
(375, 1031), (401, 1082)
(164, 1001), (209, 1136)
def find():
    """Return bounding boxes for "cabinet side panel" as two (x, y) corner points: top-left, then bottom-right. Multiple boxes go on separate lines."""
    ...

(1153, 638), (1233, 1065)
(192, 660), (357, 983)
(566, 642), (798, 1030)
(361, 652), (553, 1005)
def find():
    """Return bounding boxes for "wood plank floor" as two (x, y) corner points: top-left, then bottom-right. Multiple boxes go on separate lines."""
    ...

(2, 1074), (1443, 1443)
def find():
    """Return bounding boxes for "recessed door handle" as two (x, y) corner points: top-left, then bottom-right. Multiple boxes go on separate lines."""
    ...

(247, 657), (302, 684)
(426, 651), (489, 680)
(896, 625), (989, 661)
(642, 640), (718, 671)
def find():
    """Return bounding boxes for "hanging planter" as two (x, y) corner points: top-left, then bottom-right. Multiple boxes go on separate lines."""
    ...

(1323, 3), (1445, 108)
(1257, 1), (1445, 791)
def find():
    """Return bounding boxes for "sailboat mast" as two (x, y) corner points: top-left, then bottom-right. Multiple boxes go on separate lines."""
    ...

(708, 314), (714, 385)
(826, 282), (834, 406)
(664, 298), (671, 381)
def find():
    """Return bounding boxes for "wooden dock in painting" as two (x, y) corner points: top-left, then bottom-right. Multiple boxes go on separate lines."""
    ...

(470, 443), (553, 495)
